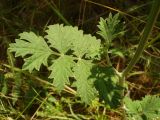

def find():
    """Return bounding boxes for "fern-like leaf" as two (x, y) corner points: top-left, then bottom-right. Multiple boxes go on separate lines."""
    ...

(97, 13), (125, 46)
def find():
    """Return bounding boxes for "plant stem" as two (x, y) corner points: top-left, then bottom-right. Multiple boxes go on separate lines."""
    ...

(122, 0), (160, 77)
(106, 49), (112, 66)
(119, 0), (160, 119)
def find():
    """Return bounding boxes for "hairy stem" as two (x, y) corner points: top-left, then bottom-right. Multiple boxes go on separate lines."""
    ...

(120, 0), (160, 96)
(123, 0), (160, 76)
(119, 0), (160, 119)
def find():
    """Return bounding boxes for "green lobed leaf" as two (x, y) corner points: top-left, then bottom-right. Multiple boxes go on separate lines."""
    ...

(124, 95), (160, 120)
(9, 32), (52, 57)
(45, 24), (101, 58)
(97, 13), (125, 46)
(141, 95), (160, 119)
(124, 97), (142, 120)
(73, 60), (97, 104)
(45, 24), (82, 54)
(9, 32), (52, 72)
(9, 24), (101, 104)
(72, 34), (101, 59)
(22, 52), (52, 72)
(49, 55), (74, 91)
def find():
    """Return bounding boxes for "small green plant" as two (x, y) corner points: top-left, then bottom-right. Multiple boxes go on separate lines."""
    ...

(9, 24), (101, 104)
(8, 0), (160, 119)
(124, 95), (160, 120)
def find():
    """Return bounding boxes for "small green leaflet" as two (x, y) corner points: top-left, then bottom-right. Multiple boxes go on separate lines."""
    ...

(97, 13), (125, 46)
(9, 24), (101, 104)
(124, 95), (160, 120)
